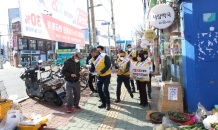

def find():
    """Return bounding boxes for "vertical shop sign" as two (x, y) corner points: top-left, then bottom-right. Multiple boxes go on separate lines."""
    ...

(13, 36), (17, 50)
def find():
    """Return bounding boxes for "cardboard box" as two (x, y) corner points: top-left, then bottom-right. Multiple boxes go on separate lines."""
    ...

(157, 81), (184, 113)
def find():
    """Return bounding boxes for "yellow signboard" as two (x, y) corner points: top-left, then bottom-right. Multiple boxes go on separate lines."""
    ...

(144, 30), (156, 41)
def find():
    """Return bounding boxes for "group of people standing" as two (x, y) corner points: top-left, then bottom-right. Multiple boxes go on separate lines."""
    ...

(61, 44), (154, 113)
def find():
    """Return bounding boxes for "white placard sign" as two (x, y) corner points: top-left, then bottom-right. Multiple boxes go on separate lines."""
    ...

(149, 4), (175, 29)
(131, 66), (150, 81)
(168, 87), (178, 100)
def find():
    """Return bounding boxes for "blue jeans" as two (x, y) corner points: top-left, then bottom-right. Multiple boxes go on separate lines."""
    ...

(117, 76), (131, 100)
(97, 75), (111, 104)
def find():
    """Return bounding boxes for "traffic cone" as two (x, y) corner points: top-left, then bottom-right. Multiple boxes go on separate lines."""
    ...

(28, 63), (29, 68)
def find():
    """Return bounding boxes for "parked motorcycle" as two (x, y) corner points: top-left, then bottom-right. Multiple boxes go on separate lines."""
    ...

(19, 60), (67, 106)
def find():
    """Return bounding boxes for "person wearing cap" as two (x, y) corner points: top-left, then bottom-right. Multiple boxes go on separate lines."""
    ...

(89, 48), (111, 111)
(62, 52), (83, 113)
(143, 51), (155, 99)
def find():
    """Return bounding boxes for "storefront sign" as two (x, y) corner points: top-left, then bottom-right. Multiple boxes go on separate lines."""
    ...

(149, 4), (175, 29)
(19, 0), (85, 45)
(56, 49), (72, 52)
(144, 29), (156, 41)
(13, 36), (17, 50)
(8, 36), (13, 48)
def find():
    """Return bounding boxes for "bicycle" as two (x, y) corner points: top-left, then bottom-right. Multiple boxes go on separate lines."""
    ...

(80, 65), (89, 92)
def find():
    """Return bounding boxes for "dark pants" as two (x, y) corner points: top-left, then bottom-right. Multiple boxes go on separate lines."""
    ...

(97, 76), (111, 104)
(130, 80), (136, 91)
(137, 81), (148, 105)
(117, 76), (131, 100)
(88, 74), (96, 92)
(147, 74), (152, 95)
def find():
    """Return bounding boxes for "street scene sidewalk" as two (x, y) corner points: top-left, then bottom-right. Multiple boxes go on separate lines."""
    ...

(20, 71), (161, 130)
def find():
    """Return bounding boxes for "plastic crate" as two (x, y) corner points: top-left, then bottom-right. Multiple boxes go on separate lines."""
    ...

(0, 99), (12, 120)
(18, 116), (48, 130)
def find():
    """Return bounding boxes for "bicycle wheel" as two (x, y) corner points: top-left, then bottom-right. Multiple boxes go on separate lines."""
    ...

(80, 76), (88, 91)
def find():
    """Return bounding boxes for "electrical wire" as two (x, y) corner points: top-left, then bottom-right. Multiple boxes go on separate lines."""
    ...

(98, 0), (111, 16)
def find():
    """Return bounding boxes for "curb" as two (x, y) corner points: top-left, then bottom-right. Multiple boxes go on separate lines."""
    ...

(18, 97), (29, 103)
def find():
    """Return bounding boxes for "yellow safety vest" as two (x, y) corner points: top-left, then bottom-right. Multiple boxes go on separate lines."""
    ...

(117, 58), (130, 76)
(92, 56), (111, 77)
(135, 61), (147, 82)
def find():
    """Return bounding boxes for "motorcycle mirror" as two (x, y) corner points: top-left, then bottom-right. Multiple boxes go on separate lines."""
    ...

(38, 60), (43, 63)
(40, 68), (45, 71)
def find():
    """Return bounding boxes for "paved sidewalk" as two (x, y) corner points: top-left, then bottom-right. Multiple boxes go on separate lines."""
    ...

(20, 73), (161, 130)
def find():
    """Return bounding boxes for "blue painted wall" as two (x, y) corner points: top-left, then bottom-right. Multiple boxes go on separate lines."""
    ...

(182, 0), (218, 111)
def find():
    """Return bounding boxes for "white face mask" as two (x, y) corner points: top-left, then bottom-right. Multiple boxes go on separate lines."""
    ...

(120, 57), (125, 61)
(128, 48), (132, 51)
(75, 59), (80, 63)
(137, 57), (142, 62)
(144, 55), (147, 58)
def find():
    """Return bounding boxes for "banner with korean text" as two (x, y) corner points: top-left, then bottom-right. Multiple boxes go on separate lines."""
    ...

(19, 0), (85, 45)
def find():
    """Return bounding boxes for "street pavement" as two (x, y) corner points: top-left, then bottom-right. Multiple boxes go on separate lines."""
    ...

(20, 70), (161, 130)
(0, 62), (27, 100)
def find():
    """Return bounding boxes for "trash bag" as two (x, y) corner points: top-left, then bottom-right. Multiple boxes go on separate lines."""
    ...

(203, 113), (218, 129)
(196, 102), (210, 122)
(0, 110), (20, 130)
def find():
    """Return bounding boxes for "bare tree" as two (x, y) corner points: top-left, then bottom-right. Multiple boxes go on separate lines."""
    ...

(133, 24), (144, 45)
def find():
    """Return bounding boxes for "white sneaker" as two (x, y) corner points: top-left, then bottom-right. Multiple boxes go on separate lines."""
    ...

(94, 93), (99, 97)
(90, 91), (94, 95)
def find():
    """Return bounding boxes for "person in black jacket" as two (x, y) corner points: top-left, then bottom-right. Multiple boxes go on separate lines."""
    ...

(143, 51), (155, 99)
(62, 52), (83, 113)
(89, 48), (111, 110)
(86, 53), (97, 95)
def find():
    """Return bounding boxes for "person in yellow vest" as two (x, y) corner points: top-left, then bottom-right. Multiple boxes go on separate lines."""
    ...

(126, 44), (137, 92)
(114, 50), (133, 102)
(89, 48), (111, 110)
(130, 52), (149, 107)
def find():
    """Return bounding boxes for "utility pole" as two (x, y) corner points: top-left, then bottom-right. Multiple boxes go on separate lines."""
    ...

(0, 33), (3, 69)
(90, 0), (97, 47)
(108, 23), (111, 57)
(111, 0), (116, 47)
(87, 0), (92, 46)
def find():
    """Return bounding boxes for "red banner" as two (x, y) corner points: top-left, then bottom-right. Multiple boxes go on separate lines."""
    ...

(13, 36), (17, 48)
(77, 8), (88, 28)
(42, 13), (85, 46)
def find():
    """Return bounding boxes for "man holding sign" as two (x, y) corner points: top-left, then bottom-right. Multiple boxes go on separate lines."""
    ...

(89, 48), (111, 111)
(126, 44), (137, 93)
(114, 50), (134, 102)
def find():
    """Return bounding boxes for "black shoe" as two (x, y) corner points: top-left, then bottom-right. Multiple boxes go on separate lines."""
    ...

(132, 89), (136, 93)
(130, 93), (133, 98)
(148, 94), (152, 99)
(98, 104), (106, 108)
(127, 89), (134, 98)
(99, 99), (101, 102)
(106, 104), (110, 111)
(115, 99), (121, 103)
(139, 103), (142, 105)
